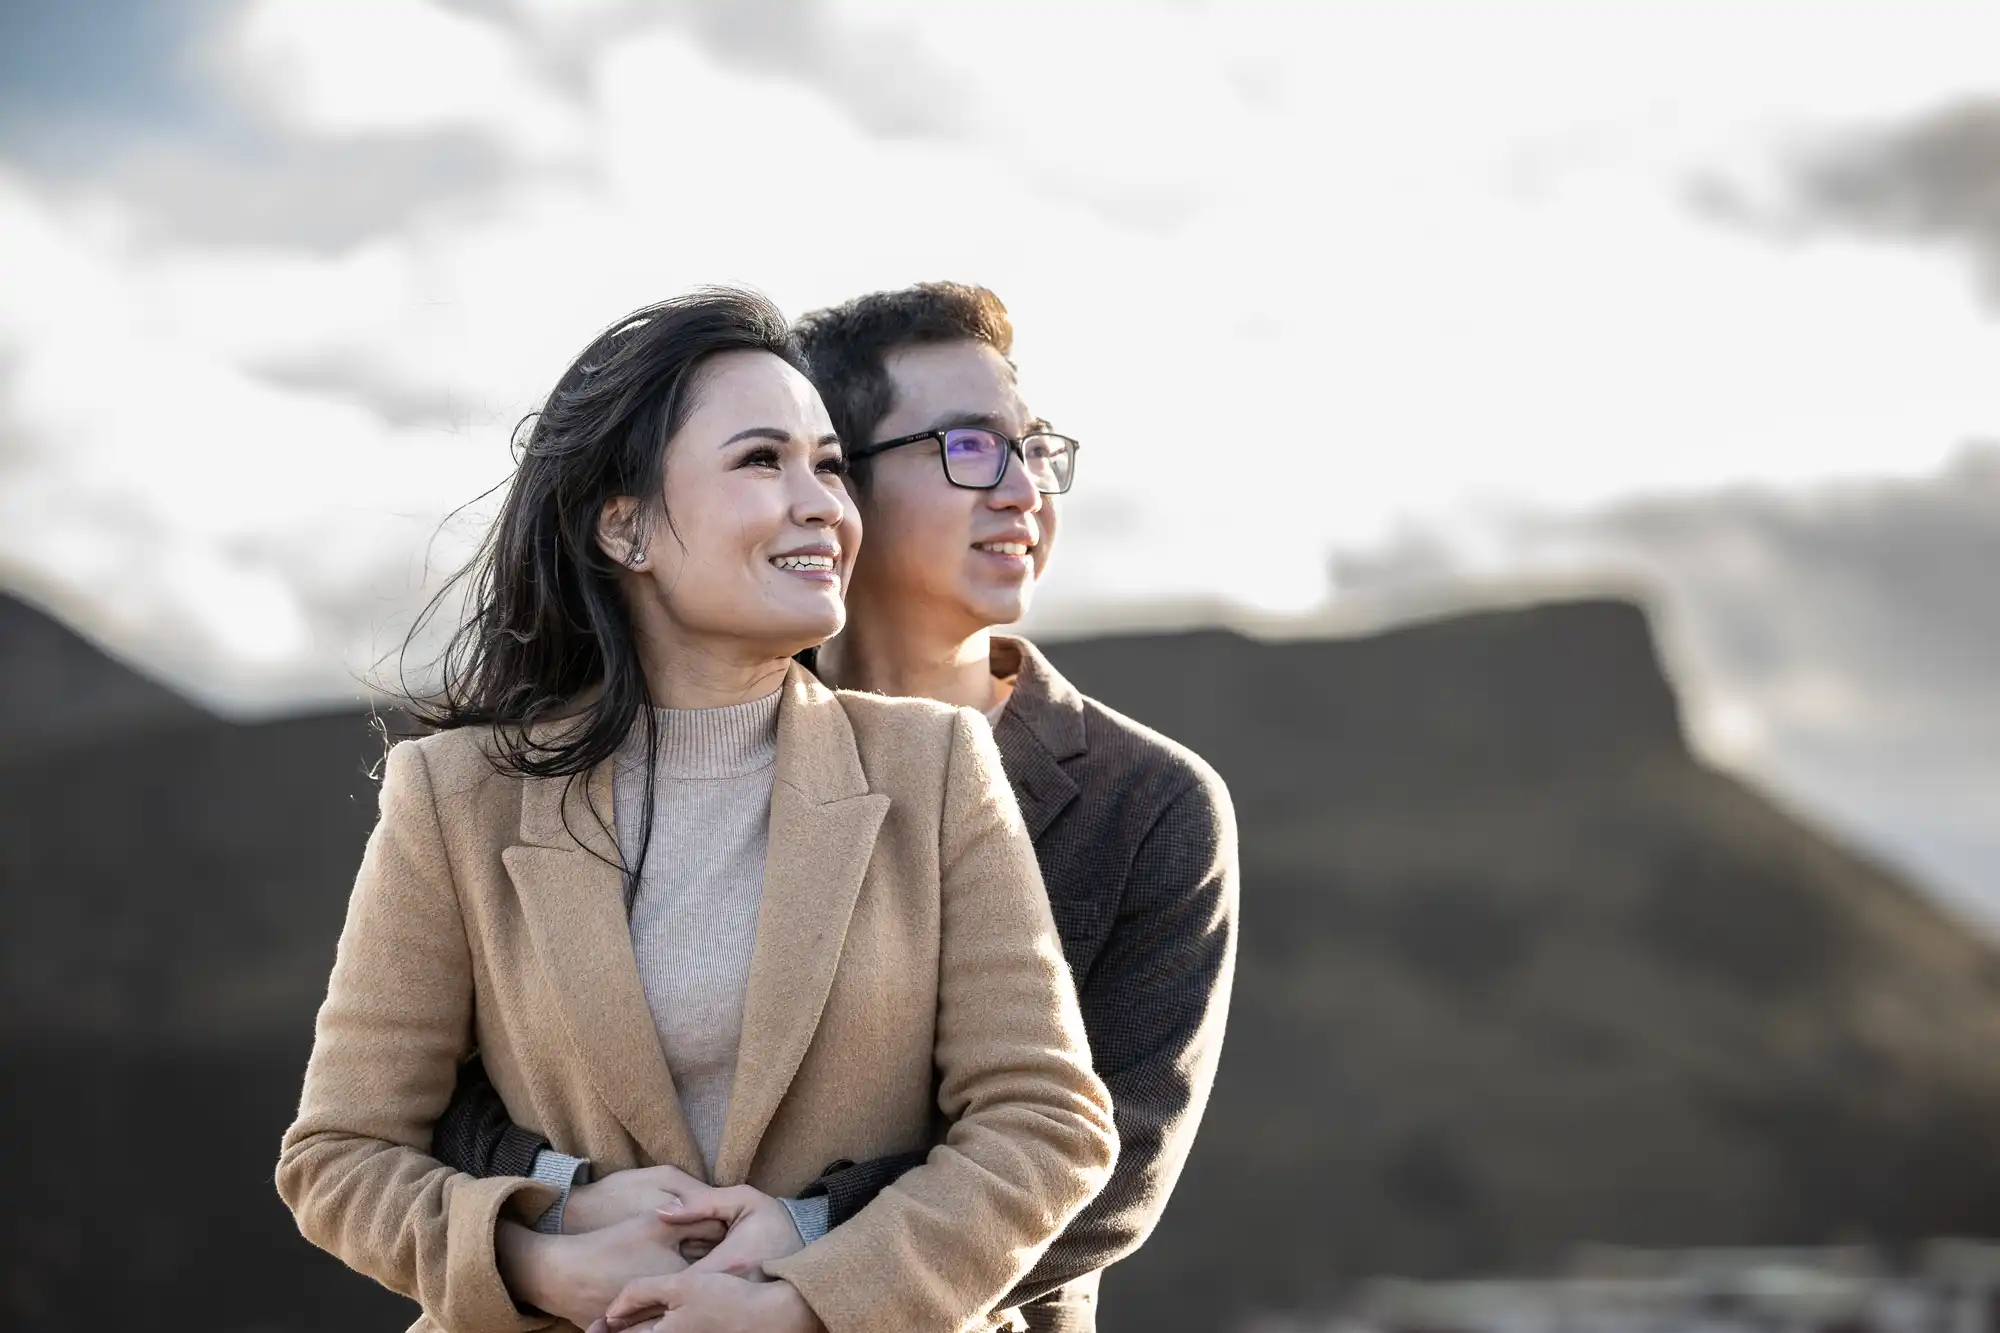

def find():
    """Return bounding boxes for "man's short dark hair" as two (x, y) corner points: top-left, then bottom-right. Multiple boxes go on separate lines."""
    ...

(793, 282), (1014, 474)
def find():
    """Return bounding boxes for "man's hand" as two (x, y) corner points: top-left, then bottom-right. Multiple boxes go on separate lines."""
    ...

(664, 1184), (806, 1280)
(590, 1271), (824, 1333)
(565, 1163), (712, 1234)
(495, 1212), (726, 1330)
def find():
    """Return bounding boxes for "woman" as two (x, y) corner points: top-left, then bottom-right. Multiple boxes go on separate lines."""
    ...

(276, 289), (1116, 1333)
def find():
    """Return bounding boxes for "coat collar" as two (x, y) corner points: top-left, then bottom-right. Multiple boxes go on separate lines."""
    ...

(503, 662), (888, 1182)
(713, 666), (888, 1183)
(989, 635), (1087, 842)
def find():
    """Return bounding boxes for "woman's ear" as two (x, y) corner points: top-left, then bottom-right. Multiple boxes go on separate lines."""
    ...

(596, 495), (648, 570)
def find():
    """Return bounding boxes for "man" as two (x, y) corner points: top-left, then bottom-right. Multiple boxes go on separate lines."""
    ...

(432, 282), (1237, 1333)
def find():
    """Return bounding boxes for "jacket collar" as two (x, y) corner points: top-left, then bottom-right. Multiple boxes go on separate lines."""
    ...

(503, 662), (888, 1181)
(989, 635), (1087, 842)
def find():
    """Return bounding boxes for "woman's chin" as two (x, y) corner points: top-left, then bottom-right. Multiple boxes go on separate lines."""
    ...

(766, 606), (845, 660)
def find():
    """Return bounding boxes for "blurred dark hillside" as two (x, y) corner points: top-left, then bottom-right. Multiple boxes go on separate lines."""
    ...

(0, 596), (410, 1330)
(0, 593), (205, 761)
(1060, 605), (2000, 1333)
(5, 593), (2000, 1333)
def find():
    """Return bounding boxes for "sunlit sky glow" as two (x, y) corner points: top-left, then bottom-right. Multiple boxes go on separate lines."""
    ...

(2, 0), (1998, 918)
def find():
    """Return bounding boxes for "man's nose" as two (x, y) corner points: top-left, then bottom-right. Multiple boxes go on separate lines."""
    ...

(988, 448), (1043, 511)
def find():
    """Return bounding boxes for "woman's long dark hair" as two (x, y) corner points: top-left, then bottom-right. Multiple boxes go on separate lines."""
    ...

(399, 287), (807, 886)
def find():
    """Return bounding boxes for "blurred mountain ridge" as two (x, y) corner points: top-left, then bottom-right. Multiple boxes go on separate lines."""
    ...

(5, 591), (2000, 1333)
(1063, 605), (2000, 1331)
(0, 588), (208, 761)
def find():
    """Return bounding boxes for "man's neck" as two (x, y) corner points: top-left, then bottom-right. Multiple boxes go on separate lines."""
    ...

(818, 620), (998, 713)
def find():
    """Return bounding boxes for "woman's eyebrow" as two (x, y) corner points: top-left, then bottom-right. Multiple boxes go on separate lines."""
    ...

(720, 427), (791, 448)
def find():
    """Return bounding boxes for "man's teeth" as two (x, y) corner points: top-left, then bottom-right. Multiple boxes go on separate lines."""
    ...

(977, 542), (1031, 557)
(773, 554), (836, 571)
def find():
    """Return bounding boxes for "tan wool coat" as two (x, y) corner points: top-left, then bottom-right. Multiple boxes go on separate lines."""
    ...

(276, 665), (1117, 1333)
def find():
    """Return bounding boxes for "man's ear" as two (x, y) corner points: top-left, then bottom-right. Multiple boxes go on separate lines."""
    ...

(596, 495), (647, 570)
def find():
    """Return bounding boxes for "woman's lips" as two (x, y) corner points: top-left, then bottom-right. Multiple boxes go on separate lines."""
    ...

(771, 552), (840, 583)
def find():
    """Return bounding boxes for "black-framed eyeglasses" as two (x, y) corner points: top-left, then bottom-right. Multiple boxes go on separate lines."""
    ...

(847, 426), (1080, 494)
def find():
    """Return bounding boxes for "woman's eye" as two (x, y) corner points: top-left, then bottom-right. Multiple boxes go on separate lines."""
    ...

(817, 455), (849, 477)
(739, 446), (781, 469)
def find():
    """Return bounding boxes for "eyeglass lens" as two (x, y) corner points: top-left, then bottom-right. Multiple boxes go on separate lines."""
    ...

(941, 429), (1074, 493)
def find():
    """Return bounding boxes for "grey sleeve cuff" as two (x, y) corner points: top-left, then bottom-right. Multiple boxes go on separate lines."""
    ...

(528, 1149), (592, 1235)
(778, 1194), (831, 1245)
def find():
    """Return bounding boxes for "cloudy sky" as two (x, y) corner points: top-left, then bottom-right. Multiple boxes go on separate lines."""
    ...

(2, 0), (1997, 922)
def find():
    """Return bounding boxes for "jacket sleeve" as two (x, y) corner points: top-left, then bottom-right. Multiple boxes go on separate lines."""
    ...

(798, 1149), (929, 1228)
(763, 709), (1119, 1333)
(432, 1053), (552, 1181)
(1002, 772), (1239, 1309)
(275, 741), (559, 1332)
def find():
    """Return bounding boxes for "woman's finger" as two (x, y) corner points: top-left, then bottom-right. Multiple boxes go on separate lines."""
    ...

(656, 1198), (738, 1224)
(664, 1217), (724, 1242)
(686, 1245), (768, 1281)
(606, 1274), (686, 1321)
(659, 1184), (758, 1218)
(604, 1305), (664, 1332)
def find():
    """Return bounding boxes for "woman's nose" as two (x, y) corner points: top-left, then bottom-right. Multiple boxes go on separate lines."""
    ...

(791, 466), (846, 526)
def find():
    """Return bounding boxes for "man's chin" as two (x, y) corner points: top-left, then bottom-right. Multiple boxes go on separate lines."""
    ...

(962, 587), (1035, 631)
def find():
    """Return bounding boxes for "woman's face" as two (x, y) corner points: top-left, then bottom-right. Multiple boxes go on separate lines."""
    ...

(603, 349), (857, 665)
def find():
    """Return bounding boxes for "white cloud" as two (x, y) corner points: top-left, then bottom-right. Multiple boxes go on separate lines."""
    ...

(2, 0), (2000, 726)
(0, 161), (498, 708)
(226, 0), (585, 160)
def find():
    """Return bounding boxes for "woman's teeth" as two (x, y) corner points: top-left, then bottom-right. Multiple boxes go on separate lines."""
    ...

(773, 554), (836, 571)
(977, 542), (1031, 557)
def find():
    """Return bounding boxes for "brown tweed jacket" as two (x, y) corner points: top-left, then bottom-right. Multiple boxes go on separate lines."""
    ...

(275, 664), (1116, 1333)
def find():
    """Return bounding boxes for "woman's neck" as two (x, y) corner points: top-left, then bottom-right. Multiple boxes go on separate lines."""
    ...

(818, 618), (997, 713)
(635, 630), (791, 711)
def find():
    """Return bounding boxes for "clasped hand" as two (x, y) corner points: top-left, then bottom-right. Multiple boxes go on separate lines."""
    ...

(554, 1164), (819, 1332)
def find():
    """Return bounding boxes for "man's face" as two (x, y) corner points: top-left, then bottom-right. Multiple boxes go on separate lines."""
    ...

(848, 339), (1058, 635)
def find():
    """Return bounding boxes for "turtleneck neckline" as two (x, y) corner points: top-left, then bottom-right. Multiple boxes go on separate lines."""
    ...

(625, 688), (781, 780)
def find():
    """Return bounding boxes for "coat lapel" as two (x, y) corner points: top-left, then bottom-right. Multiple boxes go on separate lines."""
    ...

(993, 715), (1078, 841)
(504, 751), (707, 1175)
(711, 665), (889, 1185)
(991, 635), (1086, 841)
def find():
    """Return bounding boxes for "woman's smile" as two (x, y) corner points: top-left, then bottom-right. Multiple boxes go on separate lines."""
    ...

(770, 542), (841, 583)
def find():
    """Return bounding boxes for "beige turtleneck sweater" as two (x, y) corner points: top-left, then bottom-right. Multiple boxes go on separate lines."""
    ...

(529, 673), (1018, 1227)
(611, 689), (782, 1177)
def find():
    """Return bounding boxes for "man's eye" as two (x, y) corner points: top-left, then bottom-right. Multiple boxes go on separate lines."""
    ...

(946, 431), (1002, 461)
